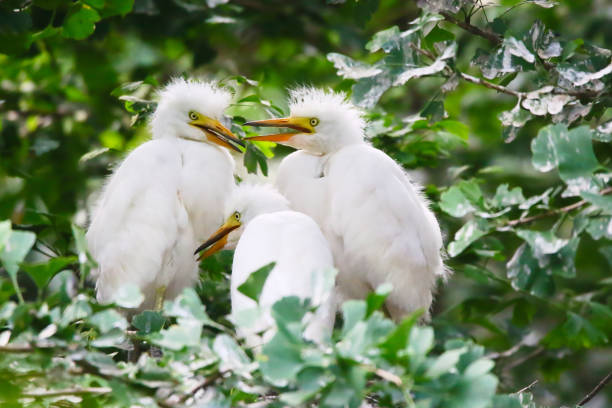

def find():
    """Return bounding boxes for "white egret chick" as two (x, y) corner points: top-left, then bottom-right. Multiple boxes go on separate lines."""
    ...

(87, 78), (245, 311)
(245, 88), (447, 321)
(195, 184), (336, 347)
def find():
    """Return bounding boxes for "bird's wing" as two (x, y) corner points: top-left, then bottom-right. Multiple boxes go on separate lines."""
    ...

(326, 144), (446, 315)
(86, 139), (187, 304)
(231, 211), (335, 343)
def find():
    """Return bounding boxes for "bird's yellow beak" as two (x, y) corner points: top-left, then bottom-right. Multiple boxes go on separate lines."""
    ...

(243, 117), (315, 142)
(189, 115), (245, 152)
(194, 215), (242, 261)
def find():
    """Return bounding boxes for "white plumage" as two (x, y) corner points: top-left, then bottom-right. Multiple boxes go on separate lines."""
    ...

(196, 184), (336, 347)
(246, 87), (448, 321)
(87, 78), (244, 310)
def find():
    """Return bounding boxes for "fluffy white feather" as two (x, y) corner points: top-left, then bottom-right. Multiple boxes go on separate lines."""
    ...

(217, 184), (336, 347)
(271, 88), (448, 321)
(87, 78), (236, 310)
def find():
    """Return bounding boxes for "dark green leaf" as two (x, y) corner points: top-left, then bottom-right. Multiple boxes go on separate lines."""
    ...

(237, 262), (275, 302)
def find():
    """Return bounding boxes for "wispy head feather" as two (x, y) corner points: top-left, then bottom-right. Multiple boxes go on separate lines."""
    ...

(150, 78), (232, 139)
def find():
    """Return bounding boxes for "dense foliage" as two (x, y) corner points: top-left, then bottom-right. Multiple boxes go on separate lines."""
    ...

(1, 0), (611, 407)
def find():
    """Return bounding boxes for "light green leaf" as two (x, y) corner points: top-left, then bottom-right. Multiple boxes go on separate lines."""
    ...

(366, 25), (401, 53)
(531, 124), (599, 182)
(327, 53), (382, 79)
(580, 191), (612, 214)
(448, 219), (490, 257)
(112, 284), (144, 309)
(491, 184), (525, 208)
(89, 309), (128, 333)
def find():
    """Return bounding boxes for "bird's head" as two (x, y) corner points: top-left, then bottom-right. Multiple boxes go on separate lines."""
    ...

(150, 78), (245, 152)
(194, 184), (289, 260)
(244, 87), (365, 155)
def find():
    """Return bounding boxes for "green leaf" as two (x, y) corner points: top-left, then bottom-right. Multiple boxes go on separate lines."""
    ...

(132, 311), (165, 334)
(365, 282), (392, 317)
(112, 284), (144, 309)
(153, 319), (202, 350)
(261, 329), (304, 384)
(62, 4), (101, 40)
(580, 191), (612, 214)
(0, 228), (36, 301)
(424, 26), (455, 47)
(213, 334), (252, 374)
(516, 230), (578, 278)
(543, 312), (608, 349)
(448, 218), (491, 257)
(366, 26), (401, 53)
(237, 262), (275, 302)
(426, 346), (466, 378)
(99, 0), (135, 18)
(327, 53), (382, 79)
(440, 180), (483, 217)
(506, 244), (555, 297)
(531, 124), (599, 183)
(378, 309), (422, 360)
(21, 256), (77, 291)
(244, 143), (269, 176)
(89, 309), (128, 333)
(341, 300), (367, 336)
(491, 184), (525, 208)
(0, 10), (33, 55)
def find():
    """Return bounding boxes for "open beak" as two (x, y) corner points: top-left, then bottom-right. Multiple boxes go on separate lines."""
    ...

(189, 116), (245, 152)
(195, 216), (241, 261)
(243, 117), (314, 142)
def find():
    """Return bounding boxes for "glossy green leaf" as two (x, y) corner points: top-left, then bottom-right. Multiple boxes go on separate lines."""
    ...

(237, 262), (275, 302)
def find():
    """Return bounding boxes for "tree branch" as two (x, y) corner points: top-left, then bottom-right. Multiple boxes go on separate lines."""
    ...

(22, 387), (112, 398)
(506, 186), (612, 227)
(577, 371), (612, 406)
(439, 10), (502, 45)
(515, 379), (539, 394)
(458, 72), (522, 97)
(180, 370), (228, 403)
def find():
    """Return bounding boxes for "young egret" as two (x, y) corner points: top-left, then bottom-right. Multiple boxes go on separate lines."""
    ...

(245, 88), (447, 321)
(195, 184), (335, 347)
(87, 78), (244, 311)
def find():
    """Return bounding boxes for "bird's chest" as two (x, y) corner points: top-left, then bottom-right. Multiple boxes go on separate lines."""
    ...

(176, 142), (234, 240)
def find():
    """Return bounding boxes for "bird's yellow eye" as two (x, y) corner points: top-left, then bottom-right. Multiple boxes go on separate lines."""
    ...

(310, 118), (319, 127)
(234, 211), (241, 221)
(189, 111), (198, 121)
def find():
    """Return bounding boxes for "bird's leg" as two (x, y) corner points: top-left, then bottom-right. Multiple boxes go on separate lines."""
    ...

(154, 285), (167, 311)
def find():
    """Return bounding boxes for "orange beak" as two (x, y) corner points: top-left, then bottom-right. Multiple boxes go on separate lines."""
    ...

(243, 117), (315, 142)
(189, 115), (245, 152)
(195, 216), (241, 261)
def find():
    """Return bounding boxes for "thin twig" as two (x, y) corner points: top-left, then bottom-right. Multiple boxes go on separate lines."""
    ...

(503, 347), (544, 372)
(506, 186), (612, 227)
(180, 370), (228, 403)
(515, 379), (539, 394)
(577, 371), (612, 406)
(440, 10), (502, 45)
(458, 72), (522, 97)
(22, 387), (112, 398)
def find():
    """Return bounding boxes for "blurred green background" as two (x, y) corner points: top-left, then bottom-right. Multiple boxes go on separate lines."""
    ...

(1, 0), (611, 406)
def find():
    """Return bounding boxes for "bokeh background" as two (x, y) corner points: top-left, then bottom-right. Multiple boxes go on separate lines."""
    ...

(1, 0), (611, 406)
